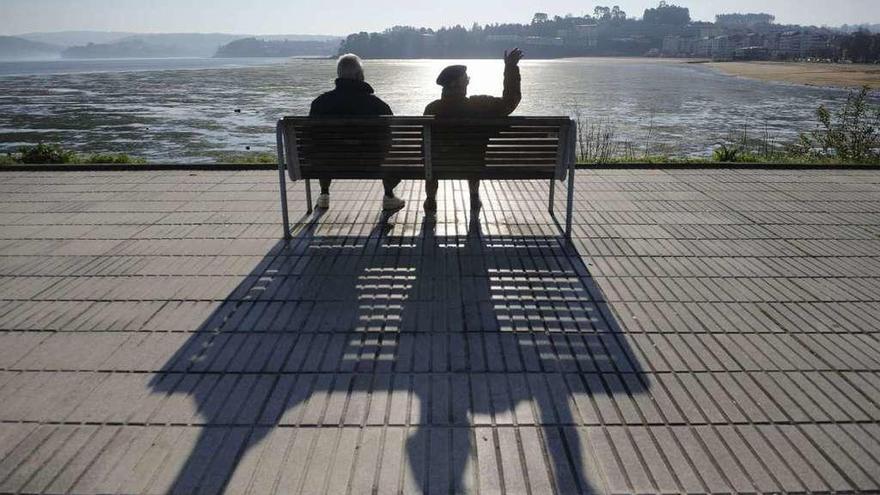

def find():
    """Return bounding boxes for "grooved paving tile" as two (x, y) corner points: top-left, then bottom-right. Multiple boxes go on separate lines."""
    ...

(0, 169), (878, 494)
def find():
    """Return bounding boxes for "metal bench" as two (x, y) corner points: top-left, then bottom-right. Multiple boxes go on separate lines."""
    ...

(276, 116), (577, 239)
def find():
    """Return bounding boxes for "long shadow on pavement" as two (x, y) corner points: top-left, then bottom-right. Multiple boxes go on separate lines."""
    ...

(149, 209), (650, 494)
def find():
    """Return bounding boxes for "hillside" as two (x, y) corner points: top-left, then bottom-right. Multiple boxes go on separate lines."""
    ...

(115, 33), (249, 57)
(18, 31), (136, 48)
(60, 34), (248, 59)
(215, 37), (341, 57)
(0, 36), (61, 60)
(62, 39), (178, 59)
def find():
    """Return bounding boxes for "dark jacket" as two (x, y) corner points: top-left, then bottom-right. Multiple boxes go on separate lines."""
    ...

(424, 64), (521, 117)
(424, 65), (521, 169)
(307, 79), (393, 169)
(310, 79), (393, 116)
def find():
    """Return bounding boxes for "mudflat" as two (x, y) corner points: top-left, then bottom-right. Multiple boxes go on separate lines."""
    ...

(708, 61), (880, 89)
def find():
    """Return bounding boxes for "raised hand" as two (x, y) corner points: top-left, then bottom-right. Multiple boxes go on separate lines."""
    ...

(504, 48), (524, 66)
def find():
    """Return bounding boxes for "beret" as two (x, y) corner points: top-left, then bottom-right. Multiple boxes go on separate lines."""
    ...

(436, 65), (468, 87)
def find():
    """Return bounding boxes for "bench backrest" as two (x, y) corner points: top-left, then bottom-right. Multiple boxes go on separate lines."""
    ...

(277, 116), (576, 182)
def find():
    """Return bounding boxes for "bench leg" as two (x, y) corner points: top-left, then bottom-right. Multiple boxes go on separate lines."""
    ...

(548, 179), (556, 215)
(278, 160), (292, 240)
(305, 179), (313, 214)
(565, 162), (576, 241)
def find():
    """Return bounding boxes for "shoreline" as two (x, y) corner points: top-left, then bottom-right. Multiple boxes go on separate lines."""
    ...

(707, 61), (880, 90)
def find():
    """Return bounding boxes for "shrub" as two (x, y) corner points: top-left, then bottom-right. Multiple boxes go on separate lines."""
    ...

(18, 143), (76, 164)
(7, 144), (145, 165)
(574, 114), (636, 163)
(712, 143), (740, 162)
(797, 86), (880, 163)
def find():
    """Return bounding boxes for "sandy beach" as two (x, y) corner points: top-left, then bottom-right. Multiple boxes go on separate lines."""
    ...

(707, 61), (880, 90)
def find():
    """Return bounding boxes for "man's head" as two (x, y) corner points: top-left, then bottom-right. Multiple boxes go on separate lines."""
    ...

(436, 65), (469, 96)
(337, 53), (365, 81)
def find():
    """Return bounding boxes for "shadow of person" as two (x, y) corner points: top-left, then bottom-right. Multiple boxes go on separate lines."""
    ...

(148, 206), (649, 494)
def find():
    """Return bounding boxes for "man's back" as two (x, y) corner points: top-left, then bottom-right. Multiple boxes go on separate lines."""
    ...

(307, 53), (404, 211)
(306, 78), (394, 174)
(420, 50), (524, 214)
(310, 79), (392, 116)
(423, 64), (521, 118)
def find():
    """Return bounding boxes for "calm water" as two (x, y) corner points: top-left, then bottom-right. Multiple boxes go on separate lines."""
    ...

(0, 57), (872, 162)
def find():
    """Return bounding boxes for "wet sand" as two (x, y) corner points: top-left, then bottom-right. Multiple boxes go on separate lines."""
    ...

(708, 61), (880, 89)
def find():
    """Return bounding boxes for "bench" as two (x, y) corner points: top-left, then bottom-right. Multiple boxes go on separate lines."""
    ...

(276, 116), (577, 240)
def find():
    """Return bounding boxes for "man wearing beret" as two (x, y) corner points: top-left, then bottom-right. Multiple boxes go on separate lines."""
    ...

(423, 48), (524, 214)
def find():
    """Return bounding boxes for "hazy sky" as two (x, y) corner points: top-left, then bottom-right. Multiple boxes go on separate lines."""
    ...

(1, 0), (877, 36)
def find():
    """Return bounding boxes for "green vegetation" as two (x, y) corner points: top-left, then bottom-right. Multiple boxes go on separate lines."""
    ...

(211, 151), (277, 164)
(794, 86), (879, 162)
(709, 86), (879, 164)
(18, 143), (76, 164)
(643, 2), (691, 26)
(1, 144), (145, 165)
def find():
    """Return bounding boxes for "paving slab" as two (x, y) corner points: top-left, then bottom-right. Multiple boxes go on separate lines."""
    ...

(0, 169), (878, 494)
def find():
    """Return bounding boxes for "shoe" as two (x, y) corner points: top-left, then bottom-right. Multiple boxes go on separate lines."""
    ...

(382, 196), (406, 212)
(470, 194), (482, 211)
(316, 194), (330, 209)
(423, 197), (437, 214)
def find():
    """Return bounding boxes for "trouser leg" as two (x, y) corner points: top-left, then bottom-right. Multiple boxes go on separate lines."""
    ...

(426, 179), (439, 199)
(468, 179), (481, 197)
(319, 179), (331, 195)
(383, 178), (401, 198)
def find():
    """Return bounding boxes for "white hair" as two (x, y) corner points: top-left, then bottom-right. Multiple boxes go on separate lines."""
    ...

(337, 53), (364, 80)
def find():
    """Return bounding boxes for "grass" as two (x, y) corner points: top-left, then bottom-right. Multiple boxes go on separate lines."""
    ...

(211, 152), (277, 164)
(1, 144), (146, 165)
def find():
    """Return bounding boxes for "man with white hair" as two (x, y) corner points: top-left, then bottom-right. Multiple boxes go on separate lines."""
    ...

(309, 53), (404, 211)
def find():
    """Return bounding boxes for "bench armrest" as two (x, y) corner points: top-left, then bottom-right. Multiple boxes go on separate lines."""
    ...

(276, 120), (302, 182)
(555, 119), (577, 181)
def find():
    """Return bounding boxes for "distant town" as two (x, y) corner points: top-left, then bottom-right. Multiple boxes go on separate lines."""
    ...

(1, 2), (879, 62)
(338, 3), (880, 62)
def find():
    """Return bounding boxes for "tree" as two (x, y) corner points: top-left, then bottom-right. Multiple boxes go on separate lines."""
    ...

(643, 1), (691, 26)
(611, 6), (627, 21)
(594, 6), (611, 22)
(532, 13), (549, 24)
(841, 29), (878, 63)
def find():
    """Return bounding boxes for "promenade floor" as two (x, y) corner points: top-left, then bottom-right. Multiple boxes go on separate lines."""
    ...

(0, 169), (878, 494)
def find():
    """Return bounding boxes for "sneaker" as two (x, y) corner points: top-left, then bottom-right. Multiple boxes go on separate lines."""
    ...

(423, 197), (437, 214)
(382, 196), (406, 212)
(316, 194), (330, 209)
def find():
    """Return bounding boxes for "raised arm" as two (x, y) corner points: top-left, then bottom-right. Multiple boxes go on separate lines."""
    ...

(470, 48), (523, 116)
(500, 48), (523, 115)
